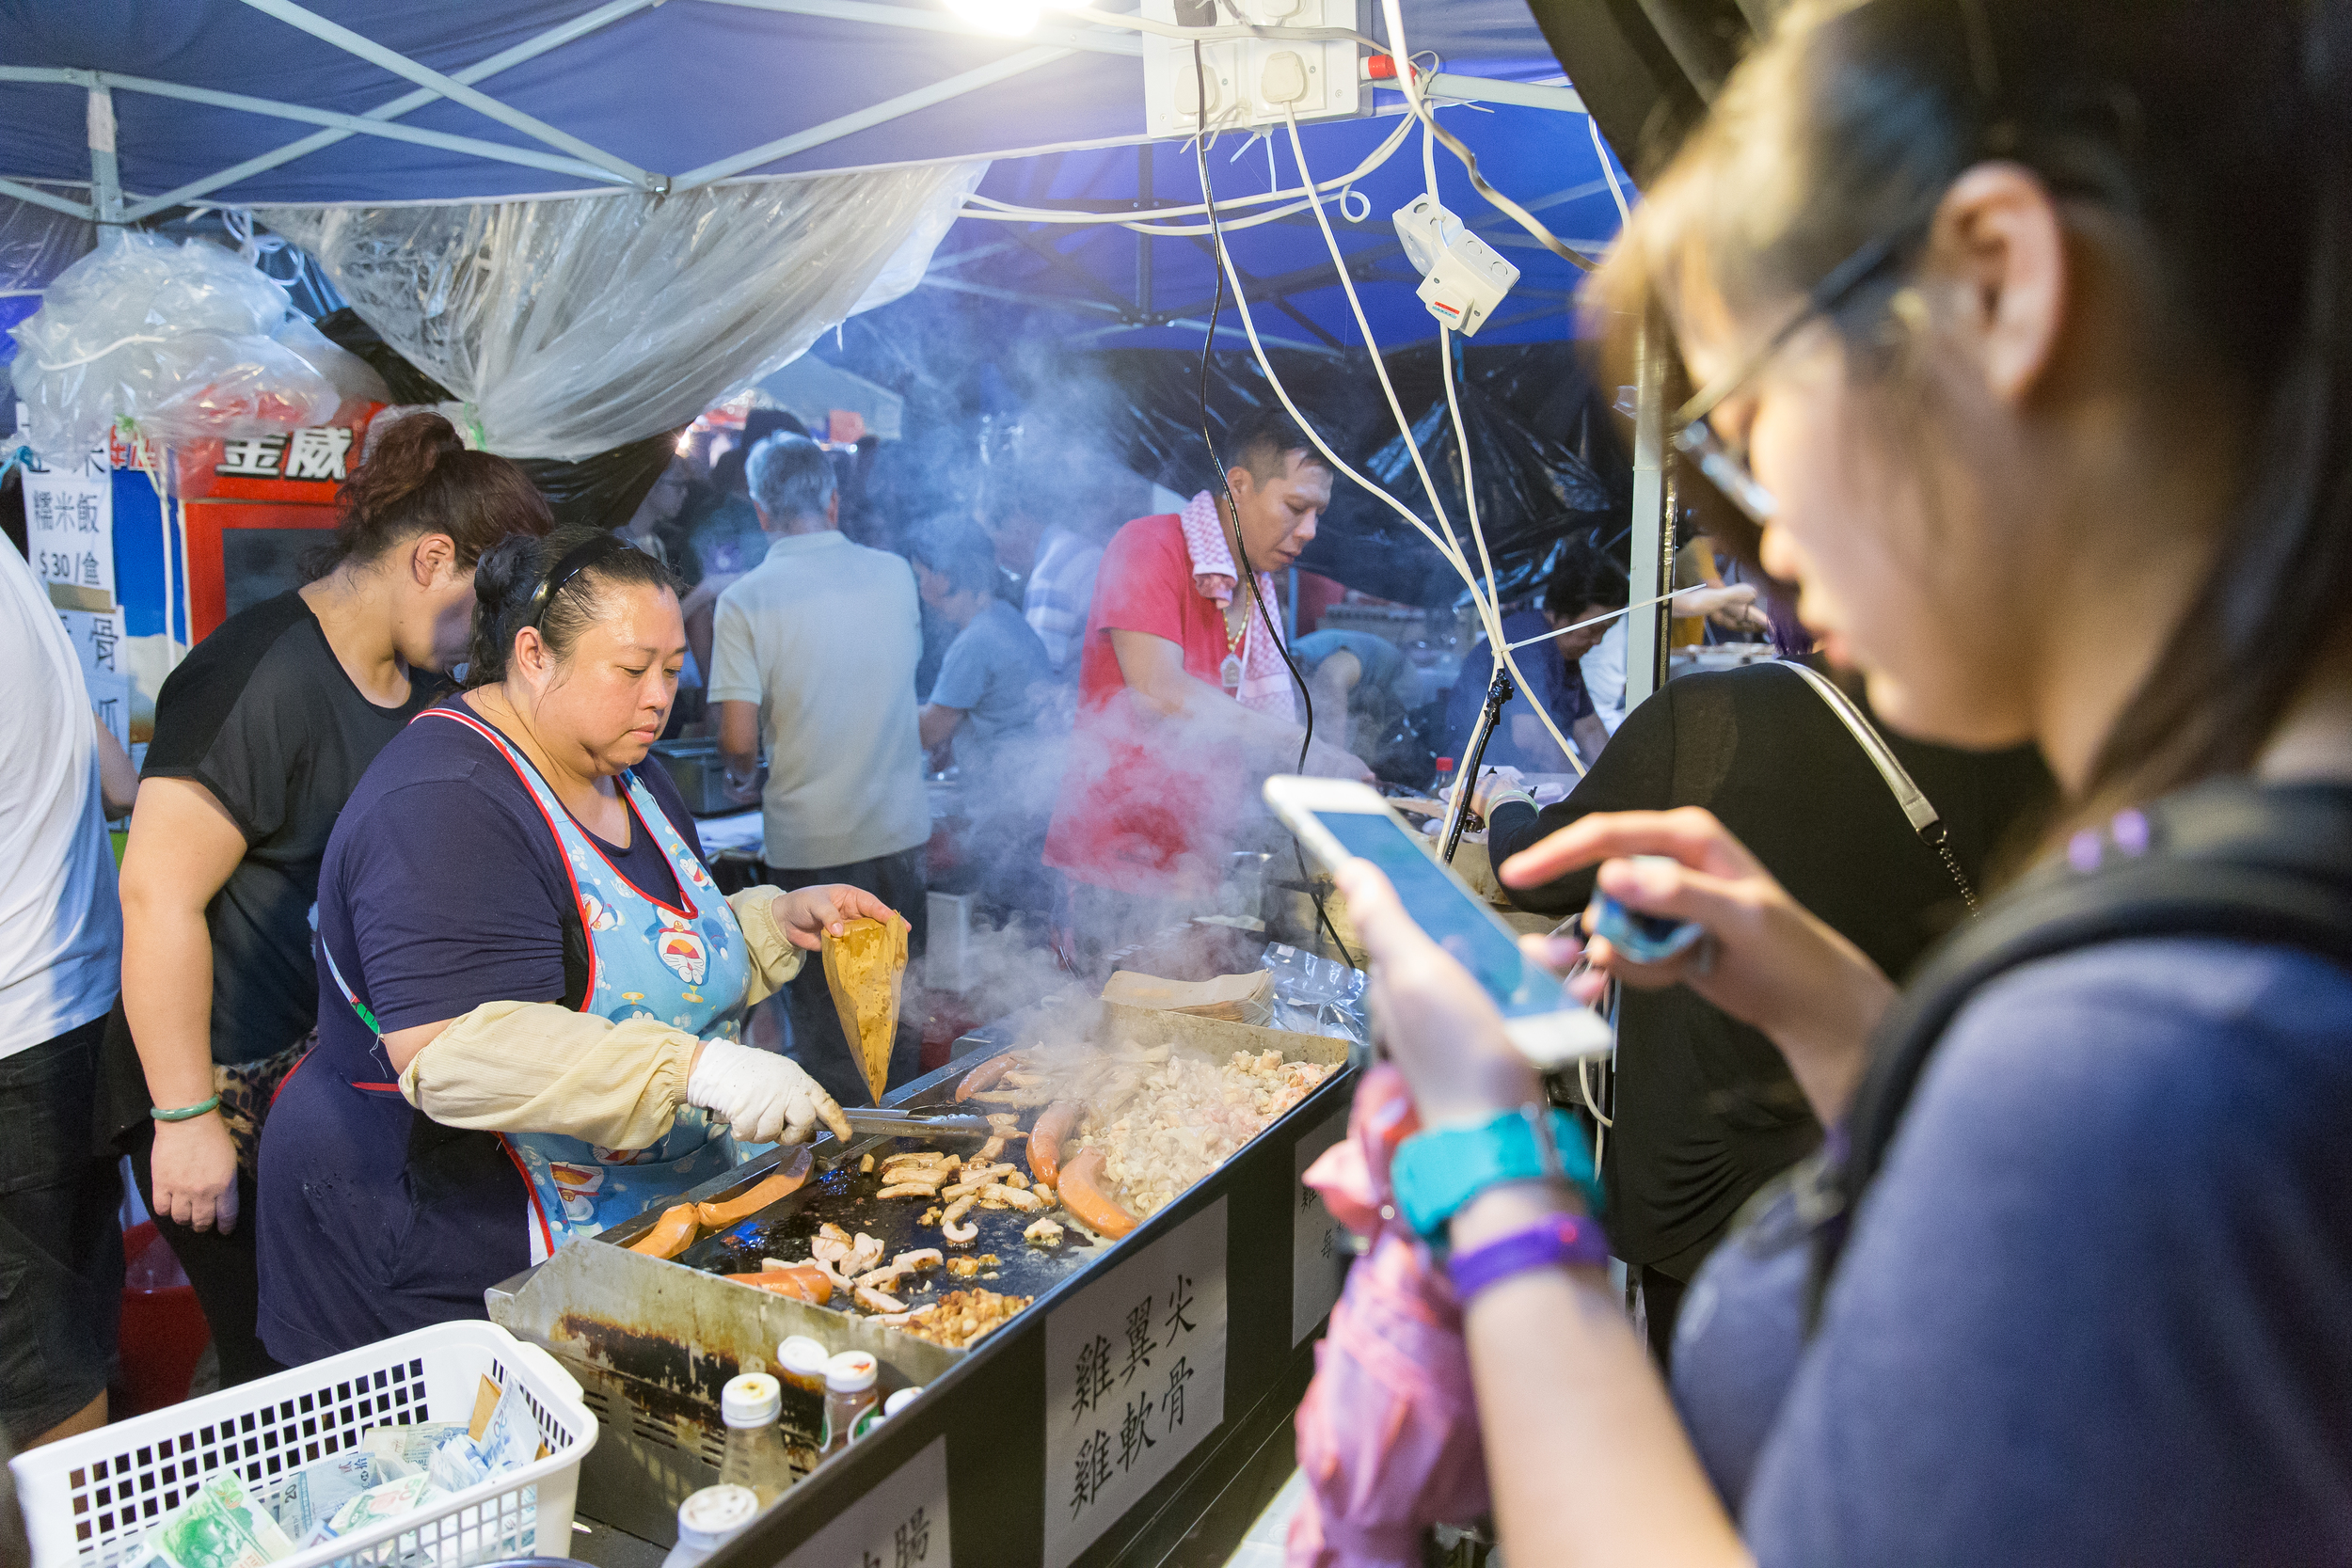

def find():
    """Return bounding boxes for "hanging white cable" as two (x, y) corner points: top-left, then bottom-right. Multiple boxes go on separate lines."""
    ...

(1201, 221), (1468, 580)
(960, 109), (1415, 231)
(1591, 114), (1632, 227)
(1502, 587), (1697, 653)
(1442, 323), (1587, 776)
(1280, 100), (1584, 777)
(1279, 107), (1480, 594)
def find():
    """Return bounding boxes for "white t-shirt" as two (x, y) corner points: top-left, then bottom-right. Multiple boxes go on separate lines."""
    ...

(707, 531), (930, 868)
(1582, 618), (1629, 734)
(0, 538), (121, 1055)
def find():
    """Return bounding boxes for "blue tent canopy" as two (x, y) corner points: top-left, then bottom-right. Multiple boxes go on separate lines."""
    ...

(930, 94), (1625, 353)
(0, 1), (1580, 203)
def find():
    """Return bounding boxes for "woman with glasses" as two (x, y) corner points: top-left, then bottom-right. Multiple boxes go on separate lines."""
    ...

(1335, 1), (2352, 1560)
(256, 525), (890, 1364)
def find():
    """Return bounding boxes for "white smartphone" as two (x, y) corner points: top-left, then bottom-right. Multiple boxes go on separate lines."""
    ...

(1263, 775), (1613, 1069)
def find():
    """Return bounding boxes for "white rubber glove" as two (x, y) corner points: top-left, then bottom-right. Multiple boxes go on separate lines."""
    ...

(686, 1039), (853, 1146)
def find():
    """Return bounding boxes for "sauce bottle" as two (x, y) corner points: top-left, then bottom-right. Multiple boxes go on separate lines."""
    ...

(819, 1352), (878, 1455)
(716, 1373), (793, 1504)
(850, 1385), (924, 1443)
(777, 1337), (830, 1401)
(660, 1484), (759, 1568)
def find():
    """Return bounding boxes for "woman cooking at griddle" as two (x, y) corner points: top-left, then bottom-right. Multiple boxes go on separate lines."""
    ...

(258, 525), (891, 1364)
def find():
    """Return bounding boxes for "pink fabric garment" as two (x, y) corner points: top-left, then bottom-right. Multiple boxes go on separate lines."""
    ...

(1287, 1067), (1490, 1568)
(1178, 488), (1295, 719)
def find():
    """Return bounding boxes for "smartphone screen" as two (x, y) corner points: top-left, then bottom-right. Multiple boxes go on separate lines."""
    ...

(1310, 807), (1568, 1022)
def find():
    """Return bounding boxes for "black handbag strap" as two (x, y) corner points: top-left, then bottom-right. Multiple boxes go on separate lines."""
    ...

(1805, 778), (2352, 1320)
(1780, 660), (1979, 911)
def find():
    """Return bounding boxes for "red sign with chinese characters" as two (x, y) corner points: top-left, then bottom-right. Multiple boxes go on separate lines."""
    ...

(175, 406), (386, 641)
(175, 405), (385, 502)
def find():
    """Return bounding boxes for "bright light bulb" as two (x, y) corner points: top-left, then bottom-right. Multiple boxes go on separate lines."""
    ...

(946, 0), (1041, 34)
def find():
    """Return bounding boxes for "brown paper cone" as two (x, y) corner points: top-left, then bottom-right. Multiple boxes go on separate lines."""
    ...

(820, 913), (910, 1104)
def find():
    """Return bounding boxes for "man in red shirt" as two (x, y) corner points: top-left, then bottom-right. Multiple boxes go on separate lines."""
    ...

(1045, 410), (1371, 948)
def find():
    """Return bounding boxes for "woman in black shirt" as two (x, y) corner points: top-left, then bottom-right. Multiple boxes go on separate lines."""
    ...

(110, 414), (551, 1382)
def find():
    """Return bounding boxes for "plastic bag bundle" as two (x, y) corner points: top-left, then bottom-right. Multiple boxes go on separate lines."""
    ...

(1287, 1065), (1490, 1568)
(8, 233), (386, 460)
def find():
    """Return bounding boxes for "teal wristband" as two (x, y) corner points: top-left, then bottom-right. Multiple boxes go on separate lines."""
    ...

(1390, 1105), (1602, 1243)
(150, 1095), (222, 1123)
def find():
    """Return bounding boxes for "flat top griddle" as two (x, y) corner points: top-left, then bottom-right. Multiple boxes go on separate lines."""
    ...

(675, 1136), (1115, 1309)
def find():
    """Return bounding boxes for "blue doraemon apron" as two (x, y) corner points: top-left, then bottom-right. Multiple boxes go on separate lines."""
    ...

(324, 707), (753, 1262)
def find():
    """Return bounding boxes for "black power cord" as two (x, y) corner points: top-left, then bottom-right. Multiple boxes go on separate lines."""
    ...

(1190, 40), (1356, 971)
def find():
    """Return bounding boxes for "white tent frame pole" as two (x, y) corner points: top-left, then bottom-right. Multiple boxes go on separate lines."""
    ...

(705, 0), (1142, 56)
(0, 68), (639, 190)
(674, 43), (1070, 189)
(87, 83), (123, 226)
(231, 0), (670, 193)
(119, 0), (661, 221)
(0, 176), (94, 222)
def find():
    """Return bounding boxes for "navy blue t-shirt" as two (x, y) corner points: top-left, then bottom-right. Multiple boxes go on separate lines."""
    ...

(312, 700), (707, 1055)
(1444, 609), (1593, 771)
(1673, 937), (2352, 1563)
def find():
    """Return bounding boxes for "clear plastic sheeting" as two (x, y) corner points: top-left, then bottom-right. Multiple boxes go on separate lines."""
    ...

(847, 162), (989, 321)
(0, 194), (94, 309)
(259, 162), (987, 464)
(1260, 942), (1370, 1048)
(8, 233), (389, 460)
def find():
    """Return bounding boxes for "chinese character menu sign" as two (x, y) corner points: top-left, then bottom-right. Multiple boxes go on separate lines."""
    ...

(22, 439), (114, 597)
(1043, 1197), (1229, 1568)
(779, 1435), (948, 1568)
(1291, 1105), (1350, 1345)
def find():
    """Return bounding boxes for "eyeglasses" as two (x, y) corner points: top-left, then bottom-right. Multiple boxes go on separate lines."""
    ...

(1668, 215), (1926, 527)
(1669, 0), (2007, 527)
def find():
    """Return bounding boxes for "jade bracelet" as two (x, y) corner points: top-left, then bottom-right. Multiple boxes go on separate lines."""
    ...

(150, 1095), (222, 1122)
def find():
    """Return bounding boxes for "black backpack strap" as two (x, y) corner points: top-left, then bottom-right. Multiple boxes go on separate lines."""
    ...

(1805, 780), (2352, 1323)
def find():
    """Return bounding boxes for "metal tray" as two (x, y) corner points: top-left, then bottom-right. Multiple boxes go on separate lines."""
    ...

(499, 993), (1359, 1551)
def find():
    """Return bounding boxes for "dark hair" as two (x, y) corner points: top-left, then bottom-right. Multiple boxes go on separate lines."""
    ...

(1597, 0), (2350, 820)
(1542, 537), (1630, 619)
(1228, 407), (1329, 483)
(909, 521), (1000, 597)
(464, 523), (679, 688)
(746, 433), (839, 523)
(741, 408), (810, 449)
(311, 412), (552, 578)
(708, 446), (749, 498)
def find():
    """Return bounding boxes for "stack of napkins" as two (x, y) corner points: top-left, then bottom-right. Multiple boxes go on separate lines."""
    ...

(134, 1377), (547, 1568)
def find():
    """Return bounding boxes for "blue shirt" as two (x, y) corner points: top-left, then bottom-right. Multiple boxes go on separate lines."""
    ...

(1292, 629), (1419, 708)
(1444, 610), (1592, 770)
(258, 705), (708, 1364)
(930, 599), (1051, 758)
(1673, 937), (2352, 1563)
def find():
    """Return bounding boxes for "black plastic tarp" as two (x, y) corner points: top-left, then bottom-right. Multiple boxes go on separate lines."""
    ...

(316, 308), (679, 534)
(1087, 342), (1628, 608)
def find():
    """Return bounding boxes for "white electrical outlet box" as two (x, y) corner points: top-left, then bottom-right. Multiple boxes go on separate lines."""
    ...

(1394, 194), (1520, 336)
(1142, 0), (1365, 138)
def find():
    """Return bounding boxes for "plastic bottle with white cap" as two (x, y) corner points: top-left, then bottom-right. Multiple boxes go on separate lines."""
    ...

(777, 1336), (831, 1400)
(659, 1484), (759, 1568)
(819, 1352), (878, 1456)
(716, 1373), (793, 1504)
(850, 1384), (924, 1444)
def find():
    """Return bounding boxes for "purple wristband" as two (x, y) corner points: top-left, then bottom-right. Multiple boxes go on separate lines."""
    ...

(1447, 1213), (1611, 1302)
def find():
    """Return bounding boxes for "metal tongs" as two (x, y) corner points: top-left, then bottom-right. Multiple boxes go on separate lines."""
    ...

(838, 1105), (995, 1140)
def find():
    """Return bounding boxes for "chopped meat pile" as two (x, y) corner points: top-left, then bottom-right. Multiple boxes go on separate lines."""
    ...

(1075, 1050), (1335, 1218)
(874, 1289), (1032, 1350)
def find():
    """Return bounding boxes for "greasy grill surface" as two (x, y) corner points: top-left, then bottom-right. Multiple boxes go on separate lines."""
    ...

(675, 1138), (1111, 1309)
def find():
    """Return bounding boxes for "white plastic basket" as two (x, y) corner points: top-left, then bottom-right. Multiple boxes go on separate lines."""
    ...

(9, 1321), (598, 1568)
